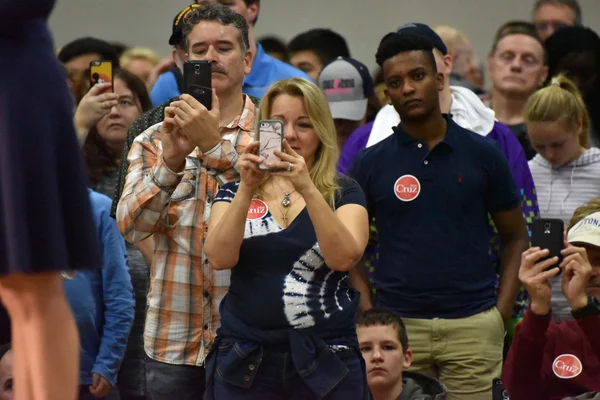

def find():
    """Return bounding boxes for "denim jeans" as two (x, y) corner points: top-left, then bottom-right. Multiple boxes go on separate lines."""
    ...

(78, 386), (120, 400)
(213, 343), (369, 399)
(145, 357), (205, 400)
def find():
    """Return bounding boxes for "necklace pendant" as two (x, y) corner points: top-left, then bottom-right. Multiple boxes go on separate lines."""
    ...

(281, 194), (291, 208)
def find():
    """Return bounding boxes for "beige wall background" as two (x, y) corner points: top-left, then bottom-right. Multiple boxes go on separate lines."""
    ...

(49, 0), (600, 81)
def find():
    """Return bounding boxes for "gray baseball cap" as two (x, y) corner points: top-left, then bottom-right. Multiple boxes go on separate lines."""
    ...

(317, 57), (374, 121)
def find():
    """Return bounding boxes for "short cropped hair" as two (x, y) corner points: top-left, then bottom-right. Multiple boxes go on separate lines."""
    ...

(0, 343), (10, 362)
(119, 47), (161, 69)
(375, 32), (437, 73)
(533, 0), (582, 25)
(288, 29), (350, 66)
(58, 37), (120, 66)
(356, 309), (409, 353)
(183, 3), (250, 54)
(490, 21), (545, 63)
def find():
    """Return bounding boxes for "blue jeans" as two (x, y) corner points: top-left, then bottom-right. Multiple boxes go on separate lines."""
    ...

(78, 386), (120, 400)
(213, 344), (369, 399)
(146, 357), (205, 400)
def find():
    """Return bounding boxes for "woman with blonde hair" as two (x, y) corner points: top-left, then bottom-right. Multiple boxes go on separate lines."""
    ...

(526, 74), (600, 321)
(203, 78), (370, 399)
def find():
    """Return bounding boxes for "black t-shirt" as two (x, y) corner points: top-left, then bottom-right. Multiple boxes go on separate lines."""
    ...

(213, 177), (367, 331)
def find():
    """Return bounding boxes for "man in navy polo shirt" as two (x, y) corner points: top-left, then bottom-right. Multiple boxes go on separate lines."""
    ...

(348, 33), (529, 399)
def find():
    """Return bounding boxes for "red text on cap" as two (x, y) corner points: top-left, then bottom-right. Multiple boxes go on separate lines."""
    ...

(552, 354), (583, 379)
(247, 199), (269, 220)
(394, 175), (421, 202)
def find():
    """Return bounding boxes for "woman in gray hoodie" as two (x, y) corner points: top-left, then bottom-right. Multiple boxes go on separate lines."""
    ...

(526, 74), (600, 322)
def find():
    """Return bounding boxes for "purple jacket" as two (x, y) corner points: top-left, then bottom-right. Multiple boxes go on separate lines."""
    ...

(341, 119), (540, 320)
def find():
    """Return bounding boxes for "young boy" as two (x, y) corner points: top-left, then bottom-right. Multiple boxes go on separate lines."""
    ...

(0, 344), (13, 400)
(356, 309), (448, 400)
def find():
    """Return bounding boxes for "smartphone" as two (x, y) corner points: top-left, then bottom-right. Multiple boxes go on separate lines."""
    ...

(183, 60), (212, 110)
(258, 120), (284, 171)
(89, 60), (113, 92)
(492, 378), (510, 400)
(531, 218), (565, 271)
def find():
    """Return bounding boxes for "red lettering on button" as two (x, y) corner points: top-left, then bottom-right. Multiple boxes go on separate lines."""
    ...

(247, 199), (269, 220)
(552, 354), (583, 379)
(394, 175), (421, 202)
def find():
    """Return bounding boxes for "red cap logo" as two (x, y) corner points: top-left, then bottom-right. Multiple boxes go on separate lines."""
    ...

(552, 354), (583, 379)
(247, 199), (269, 220)
(394, 175), (421, 202)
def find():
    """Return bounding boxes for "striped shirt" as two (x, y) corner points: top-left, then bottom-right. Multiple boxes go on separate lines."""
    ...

(529, 147), (600, 322)
(116, 95), (255, 366)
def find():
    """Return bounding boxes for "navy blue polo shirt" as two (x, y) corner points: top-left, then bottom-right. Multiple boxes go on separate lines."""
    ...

(348, 115), (520, 319)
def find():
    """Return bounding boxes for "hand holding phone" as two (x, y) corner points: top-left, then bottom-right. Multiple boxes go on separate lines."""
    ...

(89, 60), (113, 93)
(258, 120), (284, 171)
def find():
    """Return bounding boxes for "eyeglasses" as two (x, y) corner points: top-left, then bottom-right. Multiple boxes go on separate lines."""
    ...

(535, 21), (570, 32)
(496, 52), (543, 69)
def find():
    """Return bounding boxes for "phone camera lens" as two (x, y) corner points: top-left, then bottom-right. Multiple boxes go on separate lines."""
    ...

(544, 222), (551, 230)
(194, 64), (201, 71)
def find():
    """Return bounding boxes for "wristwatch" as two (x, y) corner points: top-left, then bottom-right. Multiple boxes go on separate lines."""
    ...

(571, 296), (600, 320)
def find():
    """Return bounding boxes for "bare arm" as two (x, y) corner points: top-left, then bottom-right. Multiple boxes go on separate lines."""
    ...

(204, 183), (254, 270)
(492, 207), (530, 323)
(302, 185), (369, 272)
(349, 259), (374, 311)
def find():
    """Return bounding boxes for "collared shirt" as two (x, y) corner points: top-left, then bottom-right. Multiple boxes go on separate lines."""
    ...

(242, 43), (312, 98)
(348, 115), (521, 319)
(116, 95), (256, 366)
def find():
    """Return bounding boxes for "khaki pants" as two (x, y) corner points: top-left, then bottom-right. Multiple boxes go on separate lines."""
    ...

(402, 307), (504, 400)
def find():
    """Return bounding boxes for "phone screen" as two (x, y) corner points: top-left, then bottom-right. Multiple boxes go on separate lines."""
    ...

(258, 120), (284, 171)
(89, 60), (113, 92)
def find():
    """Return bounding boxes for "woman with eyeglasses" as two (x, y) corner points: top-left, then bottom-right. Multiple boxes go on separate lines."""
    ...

(73, 68), (156, 399)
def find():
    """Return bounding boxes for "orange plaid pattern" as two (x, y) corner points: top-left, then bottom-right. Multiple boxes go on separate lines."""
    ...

(117, 95), (255, 366)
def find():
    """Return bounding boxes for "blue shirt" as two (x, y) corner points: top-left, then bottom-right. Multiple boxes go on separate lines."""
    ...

(242, 43), (312, 98)
(149, 43), (312, 106)
(348, 115), (520, 319)
(64, 190), (135, 386)
(149, 69), (179, 107)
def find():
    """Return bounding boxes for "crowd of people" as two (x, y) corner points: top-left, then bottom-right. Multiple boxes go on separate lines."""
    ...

(1, 0), (600, 399)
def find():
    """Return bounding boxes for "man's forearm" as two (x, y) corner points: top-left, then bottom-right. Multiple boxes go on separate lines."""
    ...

(497, 237), (529, 320)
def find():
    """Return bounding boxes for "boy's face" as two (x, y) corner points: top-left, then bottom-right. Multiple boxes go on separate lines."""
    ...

(357, 325), (412, 391)
(0, 351), (13, 400)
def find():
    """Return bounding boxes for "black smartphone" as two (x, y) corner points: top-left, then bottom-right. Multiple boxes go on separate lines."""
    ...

(258, 120), (284, 171)
(492, 378), (510, 400)
(183, 60), (212, 110)
(531, 218), (565, 271)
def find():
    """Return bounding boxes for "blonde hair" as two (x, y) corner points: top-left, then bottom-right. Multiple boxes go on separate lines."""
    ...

(568, 197), (600, 230)
(119, 47), (161, 69)
(256, 78), (340, 208)
(434, 25), (469, 55)
(524, 74), (590, 148)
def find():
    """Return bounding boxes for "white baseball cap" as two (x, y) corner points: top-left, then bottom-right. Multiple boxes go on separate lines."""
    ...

(317, 57), (374, 121)
(567, 211), (600, 247)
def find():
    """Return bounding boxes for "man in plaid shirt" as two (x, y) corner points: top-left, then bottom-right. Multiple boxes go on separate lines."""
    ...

(116, 4), (256, 399)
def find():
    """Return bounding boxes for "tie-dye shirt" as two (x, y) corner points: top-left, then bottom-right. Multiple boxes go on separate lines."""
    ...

(212, 177), (366, 331)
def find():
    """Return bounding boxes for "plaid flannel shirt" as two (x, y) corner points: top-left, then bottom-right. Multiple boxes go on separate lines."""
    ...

(116, 95), (255, 366)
